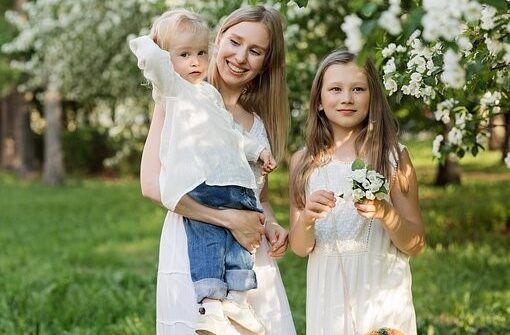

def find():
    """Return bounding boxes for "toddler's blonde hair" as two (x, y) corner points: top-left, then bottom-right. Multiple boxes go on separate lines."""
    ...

(150, 9), (209, 52)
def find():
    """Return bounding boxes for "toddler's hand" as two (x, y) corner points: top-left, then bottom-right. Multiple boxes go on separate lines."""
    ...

(259, 149), (276, 176)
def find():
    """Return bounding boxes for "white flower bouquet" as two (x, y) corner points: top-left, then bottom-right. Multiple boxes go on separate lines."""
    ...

(338, 159), (389, 203)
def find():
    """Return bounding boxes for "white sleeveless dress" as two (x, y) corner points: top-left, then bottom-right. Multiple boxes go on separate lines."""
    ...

(306, 157), (417, 335)
(156, 114), (296, 335)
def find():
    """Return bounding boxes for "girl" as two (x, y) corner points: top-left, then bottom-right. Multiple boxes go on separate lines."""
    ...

(289, 51), (425, 334)
(139, 5), (296, 335)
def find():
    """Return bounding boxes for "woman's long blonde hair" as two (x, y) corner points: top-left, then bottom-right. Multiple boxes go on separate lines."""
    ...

(292, 51), (403, 208)
(208, 5), (288, 162)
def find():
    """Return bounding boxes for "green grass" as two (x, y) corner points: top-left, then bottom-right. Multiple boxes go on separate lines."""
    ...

(1, 141), (509, 334)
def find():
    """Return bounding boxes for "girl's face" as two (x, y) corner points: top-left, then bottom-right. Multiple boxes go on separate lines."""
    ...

(216, 21), (269, 90)
(320, 62), (370, 132)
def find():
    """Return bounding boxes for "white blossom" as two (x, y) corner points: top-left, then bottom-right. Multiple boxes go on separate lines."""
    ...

(456, 36), (472, 51)
(505, 152), (510, 168)
(383, 58), (396, 74)
(485, 35), (503, 55)
(463, 1), (482, 22)
(476, 132), (489, 148)
(365, 190), (376, 200)
(441, 49), (465, 89)
(382, 43), (397, 58)
(480, 5), (497, 30)
(378, 9), (402, 36)
(448, 127), (464, 146)
(407, 30), (421, 45)
(352, 168), (367, 183)
(384, 78), (398, 95)
(352, 189), (366, 202)
(434, 99), (457, 124)
(341, 14), (364, 53)
(504, 44), (510, 64)
(396, 45), (406, 53)
(432, 134), (443, 158)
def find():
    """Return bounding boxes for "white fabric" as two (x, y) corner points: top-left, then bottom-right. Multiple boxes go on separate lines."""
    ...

(129, 35), (265, 211)
(156, 115), (296, 334)
(305, 156), (417, 335)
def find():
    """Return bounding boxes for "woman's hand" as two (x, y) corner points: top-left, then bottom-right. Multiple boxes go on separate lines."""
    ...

(354, 199), (391, 220)
(224, 208), (266, 254)
(301, 190), (336, 226)
(264, 221), (288, 259)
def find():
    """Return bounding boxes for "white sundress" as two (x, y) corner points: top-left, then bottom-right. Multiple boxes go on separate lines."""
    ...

(156, 113), (296, 335)
(306, 156), (417, 335)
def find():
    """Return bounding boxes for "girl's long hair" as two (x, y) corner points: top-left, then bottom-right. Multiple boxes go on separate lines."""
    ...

(292, 51), (403, 208)
(208, 5), (288, 162)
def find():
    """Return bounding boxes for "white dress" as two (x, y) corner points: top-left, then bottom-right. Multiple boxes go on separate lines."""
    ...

(156, 114), (296, 335)
(306, 158), (417, 335)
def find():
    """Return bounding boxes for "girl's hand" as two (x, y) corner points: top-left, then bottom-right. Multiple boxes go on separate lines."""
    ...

(354, 199), (391, 220)
(264, 221), (288, 259)
(224, 208), (266, 254)
(301, 190), (336, 225)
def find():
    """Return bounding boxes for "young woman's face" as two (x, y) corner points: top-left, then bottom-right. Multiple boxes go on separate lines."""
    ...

(320, 62), (370, 132)
(215, 21), (269, 89)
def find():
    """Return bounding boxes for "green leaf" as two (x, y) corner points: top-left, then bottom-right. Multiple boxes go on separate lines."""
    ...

(360, 19), (377, 36)
(478, 0), (508, 11)
(403, 8), (425, 39)
(361, 3), (379, 18)
(352, 159), (365, 170)
(423, 76), (436, 86)
(471, 146), (479, 156)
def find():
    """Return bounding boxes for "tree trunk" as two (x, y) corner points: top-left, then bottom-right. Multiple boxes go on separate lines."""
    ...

(435, 123), (462, 186)
(488, 114), (505, 150)
(435, 154), (462, 186)
(0, 93), (20, 170)
(15, 92), (38, 178)
(501, 112), (509, 164)
(42, 76), (64, 185)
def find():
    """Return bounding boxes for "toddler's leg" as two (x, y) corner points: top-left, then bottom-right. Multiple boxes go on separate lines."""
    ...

(182, 217), (228, 303)
(224, 230), (265, 334)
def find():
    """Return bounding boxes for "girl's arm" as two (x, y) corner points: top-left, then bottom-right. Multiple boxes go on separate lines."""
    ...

(259, 180), (288, 259)
(289, 151), (336, 257)
(355, 149), (425, 257)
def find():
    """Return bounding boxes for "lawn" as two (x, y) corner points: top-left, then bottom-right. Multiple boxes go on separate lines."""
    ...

(0, 141), (509, 334)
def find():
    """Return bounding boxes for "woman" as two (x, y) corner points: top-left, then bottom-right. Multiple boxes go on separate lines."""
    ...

(140, 5), (296, 335)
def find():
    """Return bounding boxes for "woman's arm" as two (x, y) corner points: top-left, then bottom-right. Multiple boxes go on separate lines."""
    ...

(355, 149), (425, 256)
(140, 103), (164, 204)
(259, 180), (288, 259)
(175, 195), (265, 253)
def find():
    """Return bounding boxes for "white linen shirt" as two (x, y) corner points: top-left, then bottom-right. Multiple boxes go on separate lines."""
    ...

(129, 36), (264, 211)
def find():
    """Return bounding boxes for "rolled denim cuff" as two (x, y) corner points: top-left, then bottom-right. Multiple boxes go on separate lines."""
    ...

(194, 278), (228, 303)
(225, 269), (257, 291)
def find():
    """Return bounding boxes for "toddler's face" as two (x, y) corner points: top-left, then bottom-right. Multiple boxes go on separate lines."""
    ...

(168, 30), (209, 84)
